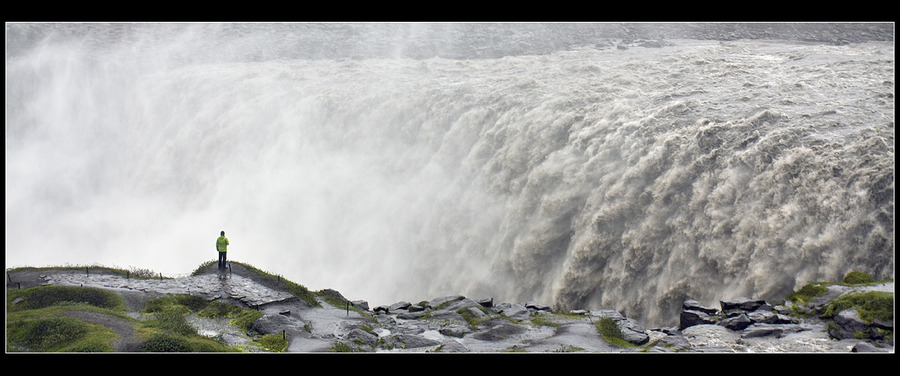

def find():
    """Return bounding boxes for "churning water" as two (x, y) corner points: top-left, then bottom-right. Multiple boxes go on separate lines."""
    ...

(5, 23), (893, 326)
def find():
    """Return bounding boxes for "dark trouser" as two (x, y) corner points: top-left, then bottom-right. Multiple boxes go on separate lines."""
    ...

(218, 252), (227, 269)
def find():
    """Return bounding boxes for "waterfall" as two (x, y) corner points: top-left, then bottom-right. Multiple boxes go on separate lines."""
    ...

(6, 23), (893, 326)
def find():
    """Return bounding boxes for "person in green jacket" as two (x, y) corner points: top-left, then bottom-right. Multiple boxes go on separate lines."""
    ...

(216, 231), (229, 269)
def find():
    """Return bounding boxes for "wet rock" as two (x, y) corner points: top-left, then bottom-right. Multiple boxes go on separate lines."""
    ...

(851, 341), (886, 352)
(747, 311), (795, 325)
(720, 313), (753, 331)
(463, 306), (488, 319)
(829, 308), (879, 340)
(477, 297), (494, 308)
(587, 308), (649, 345)
(680, 309), (718, 329)
(873, 317), (893, 331)
(720, 297), (770, 312)
(389, 301), (412, 312)
(437, 339), (469, 352)
(346, 328), (378, 348)
(682, 324), (741, 350)
(438, 324), (473, 338)
(438, 298), (483, 313)
(382, 333), (441, 350)
(525, 302), (552, 312)
(495, 302), (531, 321)
(656, 334), (692, 351)
(397, 311), (427, 320)
(473, 319), (527, 341)
(618, 317), (649, 345)
(741, 323), (806, 339)
(683, 299), (719, 315)
(592, 309), (625, 321)
(430, 295), (465, 309)
(431, 311), (468, 324)
(252, 313), (303, 336)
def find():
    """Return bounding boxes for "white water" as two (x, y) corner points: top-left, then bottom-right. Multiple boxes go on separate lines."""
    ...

(5, 23), (894, 327)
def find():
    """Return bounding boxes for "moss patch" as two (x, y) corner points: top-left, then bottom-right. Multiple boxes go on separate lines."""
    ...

(8, 285), (125, 312)
(596, 317), (634, 348)
(842, 271), (876, 285)
(821, 291), (893, 324)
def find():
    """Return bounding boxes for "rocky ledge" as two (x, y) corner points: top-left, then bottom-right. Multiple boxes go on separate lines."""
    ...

(7, 266), (894, 353)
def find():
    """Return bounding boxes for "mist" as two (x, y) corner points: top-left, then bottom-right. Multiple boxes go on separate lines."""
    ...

(6, 23), (893, 326)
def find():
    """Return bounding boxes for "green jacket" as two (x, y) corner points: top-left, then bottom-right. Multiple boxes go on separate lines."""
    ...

(216, 236), (229, 252)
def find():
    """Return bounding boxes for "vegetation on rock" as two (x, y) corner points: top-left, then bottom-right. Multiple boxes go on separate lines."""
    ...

(7, 264), (893, 352)
(842, 271), (877, 285)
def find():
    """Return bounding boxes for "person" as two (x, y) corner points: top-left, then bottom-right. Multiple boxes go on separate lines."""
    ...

(216, 231), (229, 269)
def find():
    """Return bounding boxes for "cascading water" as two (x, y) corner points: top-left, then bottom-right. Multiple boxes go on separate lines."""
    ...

(6, 23), (893, 327)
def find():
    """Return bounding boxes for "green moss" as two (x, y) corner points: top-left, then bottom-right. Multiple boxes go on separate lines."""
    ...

(821, 291), (893, 324)
(231, 310), (265, 332)
(143, 310), (197, 336)
(457, 306), (491, 328)
(256, 333), (289, 352)
(842, 271), (876, 285)
(7, 285), (125, 312)
(530, 313), (560, 328)
(141, 333), (194, 352)
(330, 341), (356, 352)
(139, 332), (230, 352)
(198, 300), (243, 319)
(7, 317), (88, 351)
(596, 317), (635, 348)
(8, 265), (165, 280)
(175, 294), (210, 312)
(785, 283), (828, 307)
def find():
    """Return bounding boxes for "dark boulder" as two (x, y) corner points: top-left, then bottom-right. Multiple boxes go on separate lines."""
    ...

(829, 308), (883, 340)
(525, 302), (552, 312)
(741, 323), (805, 339)
(747, 311), (795, 325)
(389, 301), (412, 312)
(683, 299), (718, 315)
(680, 310), (718, 330)
(252, 313), (303, 336)
(720, 313), (753, 331)
(346, 328), (378, 348)
(720, 297), (769, 312)
(477, 297), (494, 308)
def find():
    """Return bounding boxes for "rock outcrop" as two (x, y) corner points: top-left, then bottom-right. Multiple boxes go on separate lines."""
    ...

(8, 266), (893, 353)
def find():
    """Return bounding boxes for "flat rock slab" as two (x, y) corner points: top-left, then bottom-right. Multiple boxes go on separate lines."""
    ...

(44, 271), (295, 307)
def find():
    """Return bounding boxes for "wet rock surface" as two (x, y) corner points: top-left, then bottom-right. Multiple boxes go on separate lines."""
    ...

(7, 266), (894, 353)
